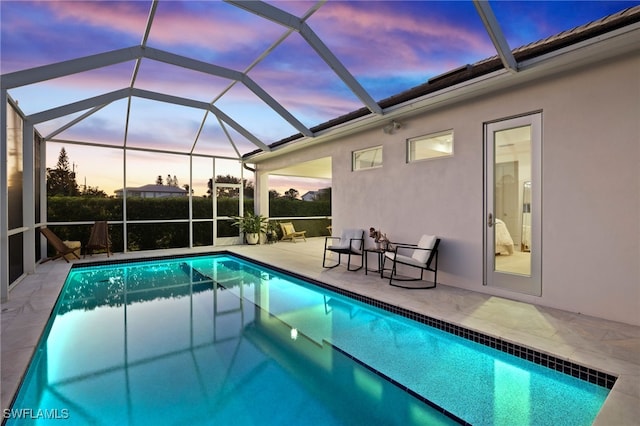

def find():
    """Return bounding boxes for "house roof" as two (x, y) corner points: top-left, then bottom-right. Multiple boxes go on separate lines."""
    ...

(115, 184), (187, 193)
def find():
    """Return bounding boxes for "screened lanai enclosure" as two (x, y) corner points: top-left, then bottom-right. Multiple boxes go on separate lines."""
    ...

(2, 0), (637, 299)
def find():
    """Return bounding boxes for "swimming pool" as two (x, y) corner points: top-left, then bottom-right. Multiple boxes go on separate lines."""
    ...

(7, 253), (613, 425)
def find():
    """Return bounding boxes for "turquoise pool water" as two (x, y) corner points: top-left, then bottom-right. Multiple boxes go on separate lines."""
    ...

(7, 254), (610, 425)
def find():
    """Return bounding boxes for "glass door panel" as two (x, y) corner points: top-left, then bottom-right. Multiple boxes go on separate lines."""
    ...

(494, 129), (531, 276)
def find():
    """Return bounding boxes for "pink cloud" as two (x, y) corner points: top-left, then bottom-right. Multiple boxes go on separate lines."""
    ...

(147, 3), (284, 53)
(42, 1), (281, 53)
(311, 3), (495, 74)
(323, 3), (490, 49)
(46, 1), (147, 36)
(151, 19), (268, 51)
(248, 68), (361, 120)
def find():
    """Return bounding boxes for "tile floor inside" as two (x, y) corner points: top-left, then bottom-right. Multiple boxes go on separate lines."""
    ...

(2, 238), (639, 425)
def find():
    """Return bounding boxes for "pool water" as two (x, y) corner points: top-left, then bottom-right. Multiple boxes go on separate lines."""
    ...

(8, 254), (610, 425)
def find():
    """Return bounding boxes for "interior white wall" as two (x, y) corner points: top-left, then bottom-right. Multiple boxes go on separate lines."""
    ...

(255, 53), (640, 326)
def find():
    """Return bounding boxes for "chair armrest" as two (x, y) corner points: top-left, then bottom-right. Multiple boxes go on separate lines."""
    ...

(409, 246), (436, 254)
(324, 236), (341, 248)
(391, 242), (417, 254)
(349, 237), (364, 250)
(392, 243), (437, 257)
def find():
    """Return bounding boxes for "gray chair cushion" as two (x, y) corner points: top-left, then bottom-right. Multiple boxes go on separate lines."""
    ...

(411, 234), (437, 264)
(328, 228), (364, 253)
(384, 251), (425, 267)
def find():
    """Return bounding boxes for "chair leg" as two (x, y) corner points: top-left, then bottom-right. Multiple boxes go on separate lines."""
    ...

(346, 252), (363, 271)
(323, 250), (340, 269)
(388, 262), (437, 289)
(388, 258), (397, 285)
(381, 255), (389, 279)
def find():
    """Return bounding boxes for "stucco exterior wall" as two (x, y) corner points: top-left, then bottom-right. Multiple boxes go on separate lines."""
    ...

(255, 53), (640, 325)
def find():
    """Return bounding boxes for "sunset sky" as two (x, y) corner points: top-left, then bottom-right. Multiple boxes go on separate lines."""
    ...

(2, 1), (634, 196)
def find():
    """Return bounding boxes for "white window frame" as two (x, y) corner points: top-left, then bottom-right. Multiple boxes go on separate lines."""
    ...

(352, 145), (383, 171)
(407, 129), (454, 162)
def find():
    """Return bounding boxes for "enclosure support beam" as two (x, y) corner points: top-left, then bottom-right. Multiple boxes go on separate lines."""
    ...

(473, 0), (518, 73)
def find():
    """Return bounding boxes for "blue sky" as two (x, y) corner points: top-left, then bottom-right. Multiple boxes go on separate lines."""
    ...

(1, 0), (635, 194)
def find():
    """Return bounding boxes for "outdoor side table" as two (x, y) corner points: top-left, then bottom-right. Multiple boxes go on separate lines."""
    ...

(364, 248), (386, 277)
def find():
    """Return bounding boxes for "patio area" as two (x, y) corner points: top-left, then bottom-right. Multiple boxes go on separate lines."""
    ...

(2, 237), (639, 424)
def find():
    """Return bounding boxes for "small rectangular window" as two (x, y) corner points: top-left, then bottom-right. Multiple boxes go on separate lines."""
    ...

(353, 146), (383, 171)
(407, 130), (453, 162)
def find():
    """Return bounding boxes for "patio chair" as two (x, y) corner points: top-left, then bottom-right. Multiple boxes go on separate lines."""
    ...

(322, 228), (365, 271)
(85, 221), (111, 258)
(279, 222), (306, 243)
(40, 227), (81, 263)
(383, 234), (440, 289)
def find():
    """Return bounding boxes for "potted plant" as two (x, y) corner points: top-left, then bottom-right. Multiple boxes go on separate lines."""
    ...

(232, 213), (268, 245)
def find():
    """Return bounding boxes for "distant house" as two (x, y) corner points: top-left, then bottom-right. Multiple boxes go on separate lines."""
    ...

(301, 188), (330, 201)
(114, 184), (187, 198)
(301, 191), (318, 201)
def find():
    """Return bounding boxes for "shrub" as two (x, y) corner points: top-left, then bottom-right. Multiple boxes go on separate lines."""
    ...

(46, 196), (331, 254)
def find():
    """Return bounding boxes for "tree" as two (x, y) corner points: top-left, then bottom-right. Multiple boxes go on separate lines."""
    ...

(47, 147), (79, 196)
(269, 189), (281, 199)
(157, 174), (180, 187)
(56, 147), (71, 172)
(284, 188), (299, 200)
(81, 186), (107, 197)
(244, 180), (254, 199)
(207, 174), (252, 198)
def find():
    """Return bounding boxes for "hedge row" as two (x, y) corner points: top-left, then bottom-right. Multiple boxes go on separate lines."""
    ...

(46, 196), (331, 254)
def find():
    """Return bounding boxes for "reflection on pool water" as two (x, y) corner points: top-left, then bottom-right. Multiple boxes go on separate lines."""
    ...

(8, 254), (610, 425)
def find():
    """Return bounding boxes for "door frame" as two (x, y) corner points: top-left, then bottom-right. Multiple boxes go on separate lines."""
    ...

(214, 182), (243, 246)
(484, 112), (542, 296)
